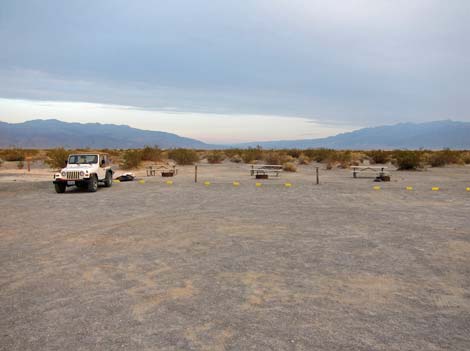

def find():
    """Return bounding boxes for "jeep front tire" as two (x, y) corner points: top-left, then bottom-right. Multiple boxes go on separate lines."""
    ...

(88, 175), (98, 192)
(54, 182), (66, 193)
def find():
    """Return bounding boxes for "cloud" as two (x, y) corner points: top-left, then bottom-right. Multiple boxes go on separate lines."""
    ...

(1, 0), (469, 128)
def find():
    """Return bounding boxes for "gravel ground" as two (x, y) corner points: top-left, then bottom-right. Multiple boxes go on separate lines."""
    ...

(1, 164), (470, 350)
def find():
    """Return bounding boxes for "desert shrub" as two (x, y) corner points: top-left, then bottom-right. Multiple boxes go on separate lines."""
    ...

(462, 152), (470, 164)
(394, 150), (422, 170)
(241, 147), (263, 163)
(18, 149), (39, 158)
(303, 148), (335, 162)
(141, 145), (162, 162)
(281, 154), (295, 164)
(263, 151), (282, 165)
(327, 150), (352, 168)
(99, 148), (122, 157)
(230, 154), (242, 163)
(224, 149), (243, 158)
(17, 161), (24, 169)
(283, 162), (297, 172)
(168, 148), (199, 165)
(366, 150), (390, 164)
(428, 149), (462, 167)
(207, 151), (226, 164)
(298, 154), (310, 165)
(45, 148), (69, 169)
(2, 148), (25, 161)
(285, 149), (302, 158)
(120, 149), (143, 169)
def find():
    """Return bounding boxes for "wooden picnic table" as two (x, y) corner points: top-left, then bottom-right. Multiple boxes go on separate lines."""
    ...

(250, 165), (283, 178)
(351, 166), (388, 178)
(146, 165), (178, 177)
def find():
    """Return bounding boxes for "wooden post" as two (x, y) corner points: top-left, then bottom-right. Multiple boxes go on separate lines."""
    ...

(194, 164), (198, 183)
(316, 167), (319, 185)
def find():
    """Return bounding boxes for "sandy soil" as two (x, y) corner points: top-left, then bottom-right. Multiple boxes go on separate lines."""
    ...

(1, 163), (469, 350)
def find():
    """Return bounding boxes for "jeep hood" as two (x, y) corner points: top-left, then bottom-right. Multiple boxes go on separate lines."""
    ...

(63, 164), (96, 171)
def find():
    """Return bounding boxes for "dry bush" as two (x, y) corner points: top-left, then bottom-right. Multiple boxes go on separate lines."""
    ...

(329, 151), (353, 168)
(285, 149), (302, 158)
(366, 150), (390, 164)
(462, 152), (470, 164)
(141, 145), (162, 162)
(207, 151), (226, 164)
(17, 161), (24, 169)
(120, 149), (143, 169)
(1, 148), (26, 162)
(298, 154), (310, 165)
(393, 150), (422, 170)
(427, 149), (463, 167)
(99, 148), (123, 157)
(263, 151), (282, 165)
(45, 148), (69, 169)
(280, 154), (295, 164)
(224, 149), (243, 158)
(283, 162), (297, 172)
(230, 154), (242, 163)
(303, 148), (335, 162)
(241, 147), (263, 163)
(168, 148), (199, 165)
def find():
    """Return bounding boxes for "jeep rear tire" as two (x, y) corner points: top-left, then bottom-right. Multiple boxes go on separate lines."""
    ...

(88, 175), (98, 192)
(103, 171), (113, 187)
(54, 182), (66, 193)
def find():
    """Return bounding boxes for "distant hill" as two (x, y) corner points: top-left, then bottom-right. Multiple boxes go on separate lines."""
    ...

(233, 120), (470, 150)
(1, 119), (470, 150)
(0, 119), (212, 149)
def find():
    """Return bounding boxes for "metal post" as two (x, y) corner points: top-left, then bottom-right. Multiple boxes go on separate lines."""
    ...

(316, 167), (319, 185)
(195, 164), (198, 183)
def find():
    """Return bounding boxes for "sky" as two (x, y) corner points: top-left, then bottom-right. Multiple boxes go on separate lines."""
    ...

(1, 0), (469, 143)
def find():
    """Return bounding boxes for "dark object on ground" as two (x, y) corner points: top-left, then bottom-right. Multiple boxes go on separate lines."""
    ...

(116, 173), (135, 182)
(256, 174), (269, 179)
(374, 175), (391, 182)
(381, 175), (391, 182)
(162, 172), (174, 177)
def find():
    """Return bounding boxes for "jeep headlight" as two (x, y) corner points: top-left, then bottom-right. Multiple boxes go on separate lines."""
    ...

(61, 171), (66, 177)
(80, 171), (85, 177)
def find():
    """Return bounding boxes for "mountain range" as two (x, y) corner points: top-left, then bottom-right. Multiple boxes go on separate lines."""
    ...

(0, 119), (211, 149)
(1, 119), (469, 150)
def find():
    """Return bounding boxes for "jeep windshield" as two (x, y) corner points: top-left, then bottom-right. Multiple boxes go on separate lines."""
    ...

(68, 155), (98, 165)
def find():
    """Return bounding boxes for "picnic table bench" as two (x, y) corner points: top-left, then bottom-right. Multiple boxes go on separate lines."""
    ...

(146, 164), (178, 177)
(250, 165), (283, 179)
(351, 166), (389, 179)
